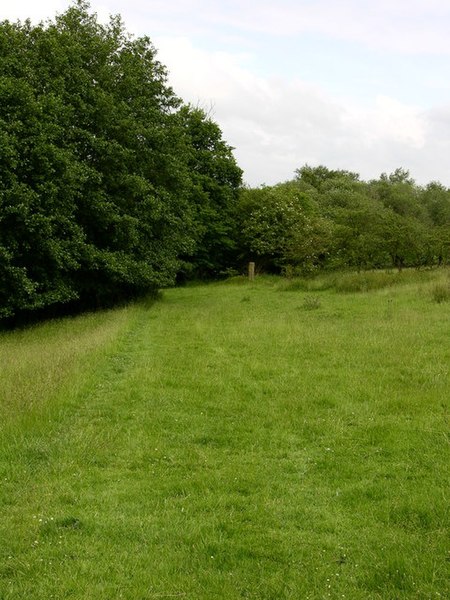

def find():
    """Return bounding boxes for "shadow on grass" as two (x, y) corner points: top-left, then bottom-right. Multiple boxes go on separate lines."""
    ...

(0, 289), (162, 333)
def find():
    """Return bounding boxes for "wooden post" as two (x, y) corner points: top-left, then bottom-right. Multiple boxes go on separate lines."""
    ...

(248, 261), (255, 281)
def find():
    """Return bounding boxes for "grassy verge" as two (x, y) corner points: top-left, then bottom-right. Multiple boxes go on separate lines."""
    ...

(1, 271), (449, 599)
(278, 267), (444, 293)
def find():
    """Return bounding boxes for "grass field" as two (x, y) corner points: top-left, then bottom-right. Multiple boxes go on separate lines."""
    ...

(1, 269), (449, 599)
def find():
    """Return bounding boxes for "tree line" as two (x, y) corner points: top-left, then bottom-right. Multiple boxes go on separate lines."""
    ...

(1, 2), (449, 321)
(238, 165), (450, 276)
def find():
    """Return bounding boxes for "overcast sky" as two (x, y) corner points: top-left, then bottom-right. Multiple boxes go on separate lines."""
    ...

(3, 0), (450, 187)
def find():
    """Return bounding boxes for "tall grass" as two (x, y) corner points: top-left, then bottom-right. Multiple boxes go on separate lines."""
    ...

(0, 306), (136, 434)
(1, 272), (449, 599)
(280, 266), (443, 294)
(430, 270), (450, 303)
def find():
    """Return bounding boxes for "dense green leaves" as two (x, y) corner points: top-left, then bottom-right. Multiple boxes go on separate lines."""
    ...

(238, 166), (450, 274)
(177, 106), (242, 278)
(0, 3), (214, 318)
(0, 2), (244, 319)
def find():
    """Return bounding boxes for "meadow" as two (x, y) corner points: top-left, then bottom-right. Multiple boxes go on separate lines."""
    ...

(0, 269), (449, 599)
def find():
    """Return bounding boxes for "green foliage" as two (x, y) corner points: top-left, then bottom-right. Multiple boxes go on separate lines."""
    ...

(1, 2), (241, 318)
(422, 181), (450, 226)
(238, 165), (450, 275)
(295, 163), (360, 191)
(238, 183), (305, 264)
(237, 180), (332, 274)
(176, 105), (243, 278)
(0, 2), (243, 317)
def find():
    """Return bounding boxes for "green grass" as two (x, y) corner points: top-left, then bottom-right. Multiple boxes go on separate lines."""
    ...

(1, 270), (449, 599)
(279, 267), (438, 294)
(431, 278), (450, 304)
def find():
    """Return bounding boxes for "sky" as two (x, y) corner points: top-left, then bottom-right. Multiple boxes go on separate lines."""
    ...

(2, 0), (450, 187)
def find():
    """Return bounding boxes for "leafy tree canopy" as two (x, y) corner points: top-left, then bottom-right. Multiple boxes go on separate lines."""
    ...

(238, 165), (450, 274)
(0, 1), (242, 319)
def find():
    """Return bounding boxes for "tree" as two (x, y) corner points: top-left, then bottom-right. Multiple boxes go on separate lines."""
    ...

(237, 181), (331, 274)
(237, 165), (445, 275)
(369, 169), (427, 221)
(295, 164), (359, 192)
(418, 183), (450, 265)
(420, 182), (450, 227)
(176, 105), (242, 278)
(0, 1), (196, 318)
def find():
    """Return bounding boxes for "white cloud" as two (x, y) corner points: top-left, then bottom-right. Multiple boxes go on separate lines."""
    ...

(155, 36), (446, 185)
(4, 1), (450, 65)
(3, 1), (450, 186)
(350, 96), (426, 149)
(0, 0), (66, 23)
(144, 0), (450, 56)
(206, 0), (450, 55)
(5, 1), (450, 55)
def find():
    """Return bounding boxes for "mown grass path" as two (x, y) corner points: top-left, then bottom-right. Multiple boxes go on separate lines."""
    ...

(1, 274), (449, 599)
